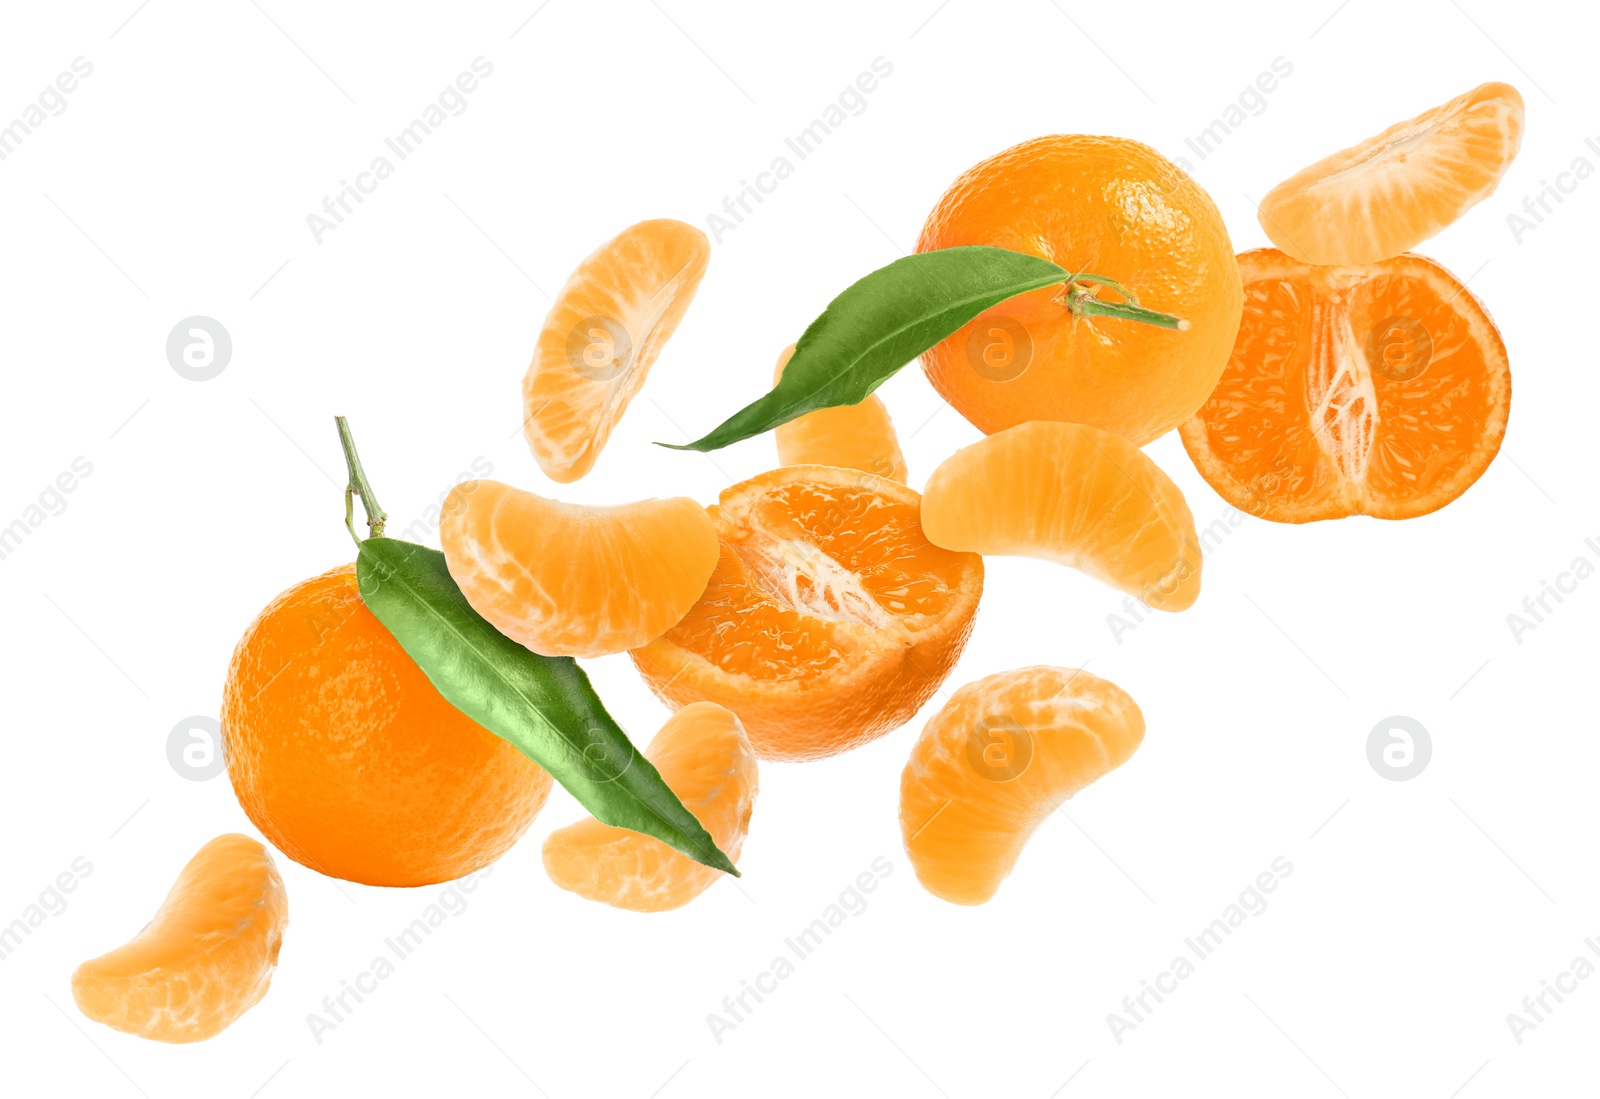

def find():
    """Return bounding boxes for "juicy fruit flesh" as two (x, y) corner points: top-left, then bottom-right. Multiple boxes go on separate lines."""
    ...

(524, 219), (710, 482)
(631, 466), (984, 761)
(901, 667), (1144, 905)
(918, 134), (1243, 445)
(772, 344), (908, 482)
(695, 478), (968, 678)
(1179, 249), (1510, 522)
(441, 479), (719, 658)
(72, 834), (287, 1043)
(224, 564), (552, 887)
(542, 702), (757, 912)
(921, 420), (1201, 611)
(1259, 82), (1524, 266)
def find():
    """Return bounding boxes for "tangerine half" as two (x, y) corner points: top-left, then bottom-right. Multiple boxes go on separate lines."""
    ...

(631, 465), (984, 761)
(1179, 248), (1510, 522)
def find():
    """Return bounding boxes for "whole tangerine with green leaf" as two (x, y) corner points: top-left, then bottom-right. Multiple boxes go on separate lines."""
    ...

(917, 135), (1244, 446)
(221, 561), (554, 888)
(221, 418), (738, 887)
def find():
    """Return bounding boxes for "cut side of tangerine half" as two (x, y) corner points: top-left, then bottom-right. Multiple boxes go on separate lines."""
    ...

(772, 344), (908, 483)
(630, 465), (984, 762)
(523, 219), (710, 482)
(1179, 248), (1510, 523)
(921, 420), (1201, 611)
(441, 478), (720, 658)
(1258, 82), (1524, 267)
(900, 667), (1144, 905)
(72, 834), (287, 1043)
(543, 702), (757, 912)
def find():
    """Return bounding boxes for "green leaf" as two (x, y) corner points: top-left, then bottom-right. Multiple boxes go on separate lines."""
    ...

(659, 246), (1069, 453)
(354, 536), (738, 877)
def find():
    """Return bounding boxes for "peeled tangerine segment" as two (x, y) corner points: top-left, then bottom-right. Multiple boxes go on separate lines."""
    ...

(543, 702), (757, 912)
(523, 219), (710, 482)
(1259, 81), (1524, 266)
(901, 667), (1144, 905)
(773, 344), (908, 482)
(920, 420), (1200, 611)
(441, 479), (719, 658)
(72, 834), (287, 1043)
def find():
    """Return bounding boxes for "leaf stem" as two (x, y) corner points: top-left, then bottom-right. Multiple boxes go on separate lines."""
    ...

(1060, 273), (1190, 331)
(336, 416), (387, 545)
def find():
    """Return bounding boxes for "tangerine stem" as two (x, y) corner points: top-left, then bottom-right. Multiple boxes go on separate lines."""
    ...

(335, 416), (387, 545)
(1060, 273), (1190, 331)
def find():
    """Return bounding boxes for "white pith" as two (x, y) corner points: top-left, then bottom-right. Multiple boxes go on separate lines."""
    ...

(1307, 286), (1378, 483)
(731, 530), (894, 631)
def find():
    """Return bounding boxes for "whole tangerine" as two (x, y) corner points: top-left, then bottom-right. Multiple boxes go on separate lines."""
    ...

(917, 135), (1243, 446)
(222, 563), (552, 887)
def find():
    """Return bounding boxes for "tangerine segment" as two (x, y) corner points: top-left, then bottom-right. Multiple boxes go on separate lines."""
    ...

(918, 134), (1242, 445)
(523, 219), (710, 482)
(225, 564), (552, 887)
(440, 479), (719, 658)
(542, 702), (757, 912)
(72, 835), (287, 1043)
(630, 465), (984, 762)
(921, 420), (1201, 611)
(1179, 249), (1510, 523)
(772, 344), (908, 482)
(901, 667), (1144, 905)
(1259, 82), (1524, 266)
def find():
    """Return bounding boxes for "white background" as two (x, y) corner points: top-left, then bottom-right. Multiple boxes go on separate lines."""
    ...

(1, 1), (1595, 1096)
